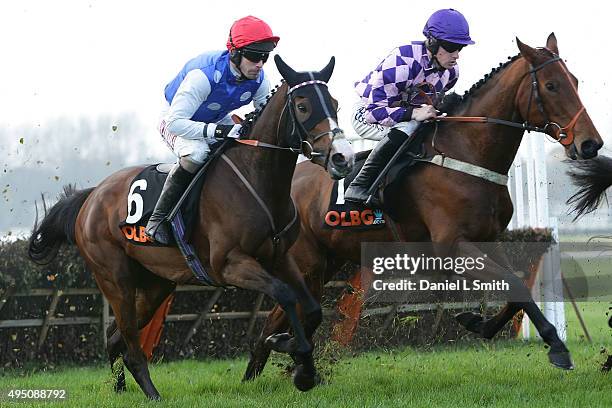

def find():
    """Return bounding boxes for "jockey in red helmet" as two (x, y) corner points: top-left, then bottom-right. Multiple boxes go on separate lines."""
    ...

(146, 16), (279, 244)
(227, 15), (280, 79)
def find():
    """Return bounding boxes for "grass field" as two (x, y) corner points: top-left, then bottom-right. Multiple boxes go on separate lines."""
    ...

(2, 253), (610, 407)
(1, 300), (610, 407)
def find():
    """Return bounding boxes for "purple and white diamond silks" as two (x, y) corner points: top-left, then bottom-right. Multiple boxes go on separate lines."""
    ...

(354, 41), (459, 127)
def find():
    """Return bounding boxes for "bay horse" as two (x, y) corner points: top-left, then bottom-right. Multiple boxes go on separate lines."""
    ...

(28, 55), (355, 399)
(244, 34), (604, 381)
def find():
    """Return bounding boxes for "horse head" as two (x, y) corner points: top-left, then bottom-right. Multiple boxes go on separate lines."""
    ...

(274, 55), (354, 179)
(515, 33), (603, 159)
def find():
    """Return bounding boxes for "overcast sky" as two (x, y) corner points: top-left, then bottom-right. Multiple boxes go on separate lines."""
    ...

(1, 1), (610, 237)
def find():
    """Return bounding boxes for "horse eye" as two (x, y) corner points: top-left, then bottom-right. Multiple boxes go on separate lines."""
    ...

(545, 82), (557, 92)
(297, 104), (308, 113)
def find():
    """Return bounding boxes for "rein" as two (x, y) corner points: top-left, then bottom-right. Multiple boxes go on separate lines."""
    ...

(434, 54), (586, 147)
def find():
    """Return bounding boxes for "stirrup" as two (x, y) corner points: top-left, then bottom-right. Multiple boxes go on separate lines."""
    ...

(364, 194), (382, 208)
(145, 218), (173, 244)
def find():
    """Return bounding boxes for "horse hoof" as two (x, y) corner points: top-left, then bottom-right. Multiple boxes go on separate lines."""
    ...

(548, 351), (574, 370)
(455, 312), (484, 334)
(147, 393), (162, 401)
(243, 358), (265, 382)
(265, 333), (295, 353)
(114, 374), (126, 393)
(292, 364), (319, 392)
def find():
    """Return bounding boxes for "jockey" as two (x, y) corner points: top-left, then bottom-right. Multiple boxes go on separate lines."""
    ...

(146, 15), (279, 244)
(344, 8), (475, 204)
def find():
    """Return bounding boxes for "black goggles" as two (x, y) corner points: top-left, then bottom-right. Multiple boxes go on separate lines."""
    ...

(439, 40), (465, 53)
(240, 49), (270, 63)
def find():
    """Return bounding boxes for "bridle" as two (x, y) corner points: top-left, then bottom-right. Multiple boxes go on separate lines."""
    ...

(520, 54), (585, 146)
(235, 78), (343, 168)
(436, 51), (586, 147)
(224, 78), (343, 258)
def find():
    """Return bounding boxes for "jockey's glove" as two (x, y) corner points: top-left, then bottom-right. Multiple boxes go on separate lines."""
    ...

(213, 124), (242, 140)
(401, 106), (415, 122)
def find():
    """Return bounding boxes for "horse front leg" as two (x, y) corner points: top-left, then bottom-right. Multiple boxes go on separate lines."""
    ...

(262, 253), (325, 388)
(221, 249), (320, 391)
(243, 304), (290, 381)
(455, 248), (522, 339)
(271, 254), (322, 339)
(244, 251), (329, 382)
(455, 302), (521, 339)
(447, 240), (573, 370)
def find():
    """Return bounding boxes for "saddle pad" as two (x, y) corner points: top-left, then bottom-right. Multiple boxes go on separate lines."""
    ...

(323, 130), (429, 228)
(118, 164), (205, 246)
(323, 177), (386, 230)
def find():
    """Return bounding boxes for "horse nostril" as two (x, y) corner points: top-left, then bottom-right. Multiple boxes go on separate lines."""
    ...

(580, 140), (602, 159)
(331, 153), (348, 168)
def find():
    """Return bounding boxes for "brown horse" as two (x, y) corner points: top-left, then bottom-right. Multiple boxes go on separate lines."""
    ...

(28, 55), (355, 399)
(244, 34), (604, 380)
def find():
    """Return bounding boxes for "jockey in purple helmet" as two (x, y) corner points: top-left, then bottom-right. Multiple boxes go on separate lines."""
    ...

(346, 9), (475, 205)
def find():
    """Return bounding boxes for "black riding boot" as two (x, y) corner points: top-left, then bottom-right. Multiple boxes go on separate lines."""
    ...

(145, 163), (195, 244)
(344, 129), (408, 205)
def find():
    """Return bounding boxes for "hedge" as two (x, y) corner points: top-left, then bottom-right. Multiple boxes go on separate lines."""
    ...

(0, 228), (553, 370)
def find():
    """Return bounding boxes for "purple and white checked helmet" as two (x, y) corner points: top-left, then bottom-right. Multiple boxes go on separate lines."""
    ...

(423, 9), (475, 45)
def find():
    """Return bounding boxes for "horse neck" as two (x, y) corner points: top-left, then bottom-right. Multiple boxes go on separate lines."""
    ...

(226, 83), (297, 212)
(438, 59), (531, 174)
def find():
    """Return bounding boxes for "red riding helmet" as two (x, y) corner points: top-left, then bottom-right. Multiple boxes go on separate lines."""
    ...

(226, 15), (280, 52)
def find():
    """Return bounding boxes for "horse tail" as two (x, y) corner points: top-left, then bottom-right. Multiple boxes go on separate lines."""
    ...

(28, 185), (95, 265)
(566, 156), (612, 221)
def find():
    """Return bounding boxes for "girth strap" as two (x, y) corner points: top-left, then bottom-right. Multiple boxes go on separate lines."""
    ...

(416, 154), (508, 186)
(221, 154), (298, 245)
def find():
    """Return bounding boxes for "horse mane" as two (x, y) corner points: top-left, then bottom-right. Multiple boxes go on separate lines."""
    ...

(238, 80), (285, 138)
(440, 46), (559, 114)
(437, 54), (523, 115)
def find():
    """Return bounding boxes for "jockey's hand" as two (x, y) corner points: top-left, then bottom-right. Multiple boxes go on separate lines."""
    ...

(411, 104), (438, 122)
(214, 124), (242, 139)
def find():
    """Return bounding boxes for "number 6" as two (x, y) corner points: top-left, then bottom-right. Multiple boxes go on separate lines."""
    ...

(126, 179), (147, 224)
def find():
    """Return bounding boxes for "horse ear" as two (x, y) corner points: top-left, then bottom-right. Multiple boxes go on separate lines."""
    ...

(319, 56), (335, 83)
(516, 37), (538, 64)
(546, 32), (559, 55)
(274, 55), (297, 84)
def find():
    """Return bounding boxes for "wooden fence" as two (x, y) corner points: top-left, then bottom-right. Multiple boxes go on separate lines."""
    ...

(0, 283), (503, 350)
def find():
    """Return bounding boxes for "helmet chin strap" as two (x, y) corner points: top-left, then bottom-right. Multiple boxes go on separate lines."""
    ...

(229, 54), (249, 82)
(430, 56), (445, 72)
(425, 38), (445, 72)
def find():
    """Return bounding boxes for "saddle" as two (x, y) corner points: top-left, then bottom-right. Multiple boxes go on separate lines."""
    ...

(323, 130), (427, 229)
(119, 141), (230, 247)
